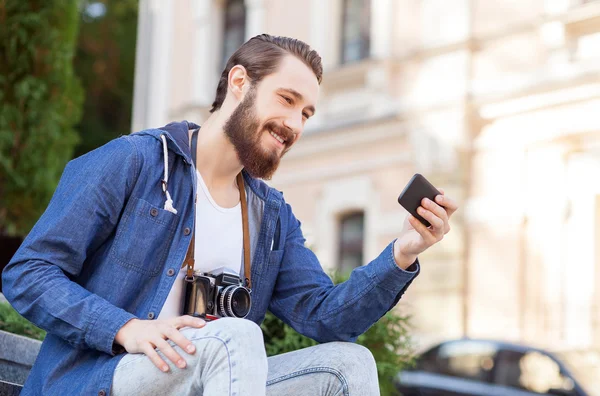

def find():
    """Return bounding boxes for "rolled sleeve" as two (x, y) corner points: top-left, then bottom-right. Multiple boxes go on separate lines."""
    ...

(86, 303), (136, 356)
(368, 241), (420, 294)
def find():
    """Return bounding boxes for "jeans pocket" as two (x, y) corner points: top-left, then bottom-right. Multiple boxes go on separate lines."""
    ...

(109, 197), (178, 276)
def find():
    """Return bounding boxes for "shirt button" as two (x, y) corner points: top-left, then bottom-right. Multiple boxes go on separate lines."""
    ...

(147, 312), (155, 319)
(167, 268), (175, 276)
(150, 208), (158, 217)
(184, 227), (191, 236)
(98, 391), (106, 396)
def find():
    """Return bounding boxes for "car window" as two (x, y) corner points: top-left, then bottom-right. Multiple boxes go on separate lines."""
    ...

(494, 349), (577, 395)
(416, 346), (441, 372)
(556, 350), (600, 396)
(431, 341), (497, 383)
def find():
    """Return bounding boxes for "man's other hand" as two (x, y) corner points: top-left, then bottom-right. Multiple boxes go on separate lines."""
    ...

(393, 188), (458, 270)
(114, 315), (206, 372)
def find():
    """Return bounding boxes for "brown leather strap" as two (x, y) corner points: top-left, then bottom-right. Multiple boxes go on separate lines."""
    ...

(238, 173), (252, 289)
(183, 194), (196, 279)
(183, 173), (252, 289)
(184, 129), (199, 278)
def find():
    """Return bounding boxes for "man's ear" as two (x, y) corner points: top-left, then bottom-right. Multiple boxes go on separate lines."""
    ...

(228, 65), (249, 102)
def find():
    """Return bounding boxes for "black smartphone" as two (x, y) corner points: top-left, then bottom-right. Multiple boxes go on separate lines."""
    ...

(397, 173), (441, 227)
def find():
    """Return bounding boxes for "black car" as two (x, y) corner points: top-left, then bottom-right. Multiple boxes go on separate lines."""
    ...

(395, 339), (600, 396)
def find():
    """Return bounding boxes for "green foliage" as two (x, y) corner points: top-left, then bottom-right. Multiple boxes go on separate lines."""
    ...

(261, 311), (319, 356)
(74, 0), (138, 158)
(356, 311), (415, 396)
(0, 302), (45, 341)
(261, 271), (415, 396)
(0, 1), (84, 236)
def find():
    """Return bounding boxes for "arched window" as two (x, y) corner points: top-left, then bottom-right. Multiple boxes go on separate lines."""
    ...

(338, 211), (365, 272)
(341, 0), (371, 64)
(222, 0), (246, 67)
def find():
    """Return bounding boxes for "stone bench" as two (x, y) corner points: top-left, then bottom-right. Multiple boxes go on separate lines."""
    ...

(0, 327), (42, 395)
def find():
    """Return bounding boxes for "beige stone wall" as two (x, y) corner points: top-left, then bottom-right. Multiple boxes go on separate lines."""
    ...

(134, 0), (600, 352)
(264, 1), (312, 41)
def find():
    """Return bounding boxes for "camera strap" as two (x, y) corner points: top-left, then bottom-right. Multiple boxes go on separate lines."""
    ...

(182, 128), (253, 289)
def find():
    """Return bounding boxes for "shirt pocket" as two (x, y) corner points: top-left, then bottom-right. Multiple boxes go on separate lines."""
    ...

(109, 197), (179, 276)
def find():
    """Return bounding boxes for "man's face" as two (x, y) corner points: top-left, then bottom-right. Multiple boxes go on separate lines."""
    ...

(223, 55), (319, 180)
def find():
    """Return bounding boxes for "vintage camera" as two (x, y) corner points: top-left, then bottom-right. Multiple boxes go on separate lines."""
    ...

(183, 267), (251, 321)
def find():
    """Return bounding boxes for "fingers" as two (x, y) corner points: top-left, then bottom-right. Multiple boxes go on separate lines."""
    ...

(417, 200), (445, 236)
(122, 318), (207, 374)
(164, 325), (196, 355)
(402, 189), (457, 255)
(173, 315), (205, 330)
(422, 198), (448, 224)
(154, 337), (187, 369)
(434, 191), (458, 218)
(164, 316), (205, 356)
(408, 215), (438, 246)
(141, 343), (170, 373)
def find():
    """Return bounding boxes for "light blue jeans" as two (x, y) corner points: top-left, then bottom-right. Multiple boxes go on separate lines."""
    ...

(111, 317), (379, 395)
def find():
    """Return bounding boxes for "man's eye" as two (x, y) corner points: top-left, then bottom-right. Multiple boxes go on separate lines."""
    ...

(302, 112), (309, 119)
(282, 96), (292, 104)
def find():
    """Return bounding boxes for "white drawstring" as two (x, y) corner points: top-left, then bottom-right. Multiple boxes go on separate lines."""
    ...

(160, 134), (178, 214)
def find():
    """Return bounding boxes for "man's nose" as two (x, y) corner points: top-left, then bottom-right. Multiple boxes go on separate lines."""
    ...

(282, 114), (302, 134)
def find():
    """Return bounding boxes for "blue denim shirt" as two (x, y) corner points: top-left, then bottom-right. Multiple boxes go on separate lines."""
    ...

(2, 121), (419, 395)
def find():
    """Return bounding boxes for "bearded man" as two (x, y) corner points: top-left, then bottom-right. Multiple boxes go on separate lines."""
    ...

(3, 34), (457, 396)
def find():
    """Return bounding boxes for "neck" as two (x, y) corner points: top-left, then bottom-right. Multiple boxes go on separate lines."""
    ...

(193, 111), (243, 191)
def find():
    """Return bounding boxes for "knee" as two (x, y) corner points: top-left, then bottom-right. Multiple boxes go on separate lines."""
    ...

(186, 318), (267, 369)
(209, 317), (264, 344)
(320, 342), (379, 393)
(204, 318), (267, 368)
(181, 319), (267, 392)
(184, 318), (265, 358)
(332, 342), (377, 374)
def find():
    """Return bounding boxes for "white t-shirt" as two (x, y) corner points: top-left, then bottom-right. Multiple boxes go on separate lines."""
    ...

(157, 170), (243, 319)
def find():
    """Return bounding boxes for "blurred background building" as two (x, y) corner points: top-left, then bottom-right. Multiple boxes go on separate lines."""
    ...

(131, 0), (600, 355)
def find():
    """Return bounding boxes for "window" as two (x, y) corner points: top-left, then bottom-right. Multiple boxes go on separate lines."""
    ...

(416, 346), (442, 372)
(494, 350), (577, 395)
(556, 350), (600, 394)
(340, 0), (371, 64)
(338, 212), (365, 272)
(436, 341), (498, 383)
(222, 0), (246, 68)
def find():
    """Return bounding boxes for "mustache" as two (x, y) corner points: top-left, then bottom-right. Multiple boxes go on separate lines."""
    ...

(263, 121), (294, 146)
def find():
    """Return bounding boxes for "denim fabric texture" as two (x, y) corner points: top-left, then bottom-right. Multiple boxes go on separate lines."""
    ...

(111, 318), (269, 396)
(2, 121), (419, 395)
(111, 318), (379, 396)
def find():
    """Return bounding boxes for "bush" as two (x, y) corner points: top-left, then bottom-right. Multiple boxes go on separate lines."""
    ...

(0, 1), (83, 236)
(261, 273), (415, 396)
(0, 302), (45, 341)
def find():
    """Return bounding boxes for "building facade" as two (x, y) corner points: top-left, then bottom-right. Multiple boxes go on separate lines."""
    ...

(132, 0), (600, 353)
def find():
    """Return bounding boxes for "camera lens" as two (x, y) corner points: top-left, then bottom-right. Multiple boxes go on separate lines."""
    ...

(218, 285), (251, 318)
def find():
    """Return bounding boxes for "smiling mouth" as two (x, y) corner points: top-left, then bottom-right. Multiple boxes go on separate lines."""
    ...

(268, 129), (287, 145)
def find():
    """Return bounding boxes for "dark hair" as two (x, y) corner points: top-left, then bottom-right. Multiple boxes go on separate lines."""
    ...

(210, 34), (323, 113)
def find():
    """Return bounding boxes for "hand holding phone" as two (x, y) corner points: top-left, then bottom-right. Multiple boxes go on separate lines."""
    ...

(397, 174), (441, 227)
(393, 174), (458, 269)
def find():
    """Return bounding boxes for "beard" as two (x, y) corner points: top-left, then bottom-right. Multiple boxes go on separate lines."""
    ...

(223, 86), (293, 180)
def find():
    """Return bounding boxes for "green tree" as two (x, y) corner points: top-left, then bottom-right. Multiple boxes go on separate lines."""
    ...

(261, 272), (415, 396)
(0, 0), (84, 237)
(74, 0), (138, 158)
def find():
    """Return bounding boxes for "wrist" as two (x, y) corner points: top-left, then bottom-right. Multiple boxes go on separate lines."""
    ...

(115, 318), (138, 346)
(393, 240), (417, 270)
